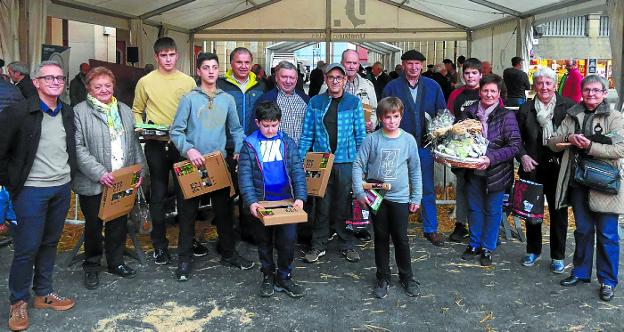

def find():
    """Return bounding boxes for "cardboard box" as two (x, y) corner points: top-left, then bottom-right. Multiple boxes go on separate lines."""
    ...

(98, 164), (142, 222)
(257, 199), (308, 226)
(363, 103), (374, 122)
(173, 151), (234, 200)
(304, 152), (335, 197)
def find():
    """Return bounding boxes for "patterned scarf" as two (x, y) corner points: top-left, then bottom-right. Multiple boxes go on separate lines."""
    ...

(475, 101), (499, 139)
(87, 94), (125, 170)
(535, 96), (557, 146)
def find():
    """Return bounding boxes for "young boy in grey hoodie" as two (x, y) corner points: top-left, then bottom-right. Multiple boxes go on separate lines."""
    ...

(170, 52), (253, 281)
(352, 97), (423, 299)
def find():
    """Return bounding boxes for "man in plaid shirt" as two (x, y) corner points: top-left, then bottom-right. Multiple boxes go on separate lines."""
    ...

(299, 63), (367, 264)
(254, 61), (309, 151)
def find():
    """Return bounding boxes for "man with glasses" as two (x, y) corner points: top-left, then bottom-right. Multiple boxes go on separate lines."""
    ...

(0, 61), (77, 331)
(382, 50), (447, 247)
(299, 63), (367, 263)
(559, 59), (583, 103)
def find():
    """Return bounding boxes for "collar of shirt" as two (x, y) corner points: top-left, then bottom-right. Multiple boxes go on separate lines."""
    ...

(39, 99), (62, 117)
(345, 75), (360, 95)
(234, 76), (250, 90)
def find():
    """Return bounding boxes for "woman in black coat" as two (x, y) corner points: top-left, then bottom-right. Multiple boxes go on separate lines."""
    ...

(515, 67), (575, 273)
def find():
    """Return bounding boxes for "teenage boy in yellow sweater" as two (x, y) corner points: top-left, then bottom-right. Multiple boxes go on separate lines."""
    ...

(132, 37), (204, 265)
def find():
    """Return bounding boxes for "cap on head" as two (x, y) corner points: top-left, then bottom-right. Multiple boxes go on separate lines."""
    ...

(401, 50), (426, 62)
(325, 63), (346, 75)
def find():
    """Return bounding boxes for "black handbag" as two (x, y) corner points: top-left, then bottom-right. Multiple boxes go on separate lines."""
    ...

(574, 157), (620, 195)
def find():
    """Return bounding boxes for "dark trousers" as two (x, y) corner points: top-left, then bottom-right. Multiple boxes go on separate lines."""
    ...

(312, 163), (355, 251)
(256, 222), (297, 280)
(79, 194), (128, 271)
(372, 200), (413, 282)
(177, 187), (235, 261)
(524, 169), (569, 259)
(466, 175), (505, 251)
(145, 140), (184, 250)
(225, 150), (256, 243)
(569, 188), (620, 287)
(9, 183), (71, 304)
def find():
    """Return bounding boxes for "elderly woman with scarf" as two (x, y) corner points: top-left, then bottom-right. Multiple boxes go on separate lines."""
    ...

(516, 67), (575, 272)
(548, 74), (624, 302)
(73, 67), (145, 290)
(457, 75), (521, 266)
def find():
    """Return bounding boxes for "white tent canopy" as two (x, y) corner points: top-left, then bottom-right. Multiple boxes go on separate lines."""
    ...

(1, 0), (620, 106)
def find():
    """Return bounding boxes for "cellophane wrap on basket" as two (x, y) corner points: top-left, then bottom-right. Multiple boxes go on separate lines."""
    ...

(428, 109), (488, 168)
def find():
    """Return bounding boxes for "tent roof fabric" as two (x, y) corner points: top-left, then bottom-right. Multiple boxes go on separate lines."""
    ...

(49, 0), (597, 33)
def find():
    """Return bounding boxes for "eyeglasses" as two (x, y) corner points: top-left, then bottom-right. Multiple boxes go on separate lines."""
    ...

(36, 75), (66, 83)
(327, 76), (344, 83)
(582, 88), (605, 94)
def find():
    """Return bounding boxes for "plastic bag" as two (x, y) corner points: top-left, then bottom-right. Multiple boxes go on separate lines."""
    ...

(130, 187), (152, 234)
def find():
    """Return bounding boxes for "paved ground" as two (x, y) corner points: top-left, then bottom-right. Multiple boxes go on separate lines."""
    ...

(0, 220), (622, 332)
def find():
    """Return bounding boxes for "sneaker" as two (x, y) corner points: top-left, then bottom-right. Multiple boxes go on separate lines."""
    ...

(274, 278), (305, 298)
(480, 249), (493, 266)
(551, 259), (565, 274)
(108, 264), (137, 279)
(354, 230), (372, 243)
(153, 248), (171, 265)
(192, 239), (209, 257)
(600, 284), (615, 301)
(341, 248), (361, 262)
(8, 300), (28, 331)
(373, 279), (389, 299)
(33, 293), (75, 311)
(221, 253), (255, 270)
(327, 232), (338, 242)
(303, 248), (326, 263)
(521, 253), (541, 267)
(83, 271), (99, 290)
(401, 278), (421, 297)
(460, 246), (480, 260)
(176, 261), (191, 282)
(424, 232), (445, 247)
(259, 274), (274, 298)
(449, 223), (469, 243)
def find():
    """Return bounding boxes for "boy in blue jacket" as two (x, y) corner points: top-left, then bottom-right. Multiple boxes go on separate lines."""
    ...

(238, 101), (307, 298)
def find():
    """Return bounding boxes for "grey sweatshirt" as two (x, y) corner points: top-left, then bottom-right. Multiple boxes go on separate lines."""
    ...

(352, 129), (422, 204)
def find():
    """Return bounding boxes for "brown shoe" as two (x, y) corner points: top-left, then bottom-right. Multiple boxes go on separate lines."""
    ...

(33, 293), (75, 311)
(8, 300), (28, 331)
(424, 232), (445, 247)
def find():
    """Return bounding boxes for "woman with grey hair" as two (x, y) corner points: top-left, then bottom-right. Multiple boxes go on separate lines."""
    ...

(515, 67), (575, 272)
(548, 74), (624, 302)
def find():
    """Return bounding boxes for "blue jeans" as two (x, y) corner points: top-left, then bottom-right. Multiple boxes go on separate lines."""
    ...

(466, 176), (504, 251)
(569, 188), (620, 287)
(419, 147), (438, 233)
(256, 223), (297, 280)
(9, 183), (71, 304)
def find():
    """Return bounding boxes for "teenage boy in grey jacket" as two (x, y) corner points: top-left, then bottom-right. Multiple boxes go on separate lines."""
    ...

(170, 52), (252, 281)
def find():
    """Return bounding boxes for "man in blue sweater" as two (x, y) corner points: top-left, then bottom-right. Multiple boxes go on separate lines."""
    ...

(382, 50), (447, 247)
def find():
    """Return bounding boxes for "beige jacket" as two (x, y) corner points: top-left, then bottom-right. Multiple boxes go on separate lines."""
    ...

(548, 102), (624, 214)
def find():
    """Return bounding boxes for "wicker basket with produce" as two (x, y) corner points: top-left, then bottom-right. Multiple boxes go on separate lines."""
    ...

(427, 110), (488, 169)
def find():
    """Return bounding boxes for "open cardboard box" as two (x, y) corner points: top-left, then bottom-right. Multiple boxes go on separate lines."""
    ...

(362, 103), (374, 122)
(98, 164), (142, 222)
(304, 152), (334, 197)
(173, 151), (235, 200)
(257, 199), (307, 226)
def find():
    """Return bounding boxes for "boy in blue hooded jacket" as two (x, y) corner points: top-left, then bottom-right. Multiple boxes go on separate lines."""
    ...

(238, 101), (307, 298)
